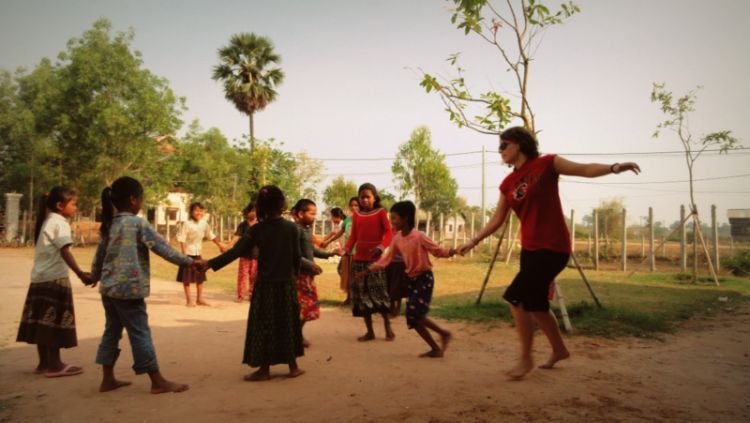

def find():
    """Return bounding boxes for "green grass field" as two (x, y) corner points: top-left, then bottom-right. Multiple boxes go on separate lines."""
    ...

(44, 242), (750, 339)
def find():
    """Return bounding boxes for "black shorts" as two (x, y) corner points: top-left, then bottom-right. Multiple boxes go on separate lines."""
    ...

(503, 249), (569, 312)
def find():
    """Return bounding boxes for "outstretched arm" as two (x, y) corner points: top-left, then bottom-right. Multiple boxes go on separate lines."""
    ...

(553, 156), (640, 178)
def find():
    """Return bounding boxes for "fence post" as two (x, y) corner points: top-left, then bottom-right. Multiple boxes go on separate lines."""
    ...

(593, 208), (599, 271)
(621, 208), (627, 271)
(661, 236), (666, 257)
(452, 211), (458, 250)
(649, 206), (655, 272)
(680, 205), (687, 272)
(506, 216), (513, 253)
(587, 235), (592, 259)
(439, 213), (445, 246)
(712, 205), (719, 272)
(470, 212), (475, 258)
(425, 212), (432, 239)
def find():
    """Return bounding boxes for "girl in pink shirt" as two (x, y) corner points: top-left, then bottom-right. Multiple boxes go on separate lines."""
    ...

(364, 201), (455, 358)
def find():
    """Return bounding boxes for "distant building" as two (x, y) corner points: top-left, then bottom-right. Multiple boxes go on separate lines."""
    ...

(727, 209), (750, 242)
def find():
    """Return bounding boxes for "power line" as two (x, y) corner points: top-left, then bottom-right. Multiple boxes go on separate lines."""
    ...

(309, 146), (749, 162)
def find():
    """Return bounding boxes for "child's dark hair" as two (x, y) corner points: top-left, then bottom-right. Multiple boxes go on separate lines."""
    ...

(330, 207), (345, 219)
(100, 176), (144, 237)
(188, 202), (205, 221)
(242, 201), (255, 215)
(348, 196), (359, 207)
(390, 201), (416, 230)
(358, 183), (382, 209)
(35, 186), (77, 243)
(293, 199), (316, 216)
(255, 185), (286, 222)
(500, 126), (539, 160)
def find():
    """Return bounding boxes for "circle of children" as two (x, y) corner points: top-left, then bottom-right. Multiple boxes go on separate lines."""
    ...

(17, 126), (642, 393)
(16, 177), (458, 392)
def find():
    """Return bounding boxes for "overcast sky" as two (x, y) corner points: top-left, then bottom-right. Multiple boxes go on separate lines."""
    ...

(2, 0), (748, 224)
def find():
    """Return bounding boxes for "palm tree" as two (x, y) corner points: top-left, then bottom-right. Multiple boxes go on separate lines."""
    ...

(212, 33), (284, 155)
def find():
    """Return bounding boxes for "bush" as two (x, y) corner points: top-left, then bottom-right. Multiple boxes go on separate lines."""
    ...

(722, 250), (750, 277)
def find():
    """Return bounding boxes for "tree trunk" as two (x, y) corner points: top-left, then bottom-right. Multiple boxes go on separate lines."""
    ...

(249, 112), (255, 154)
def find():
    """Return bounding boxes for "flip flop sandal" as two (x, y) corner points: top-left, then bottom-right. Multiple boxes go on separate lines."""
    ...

(45, 364), (83, 378)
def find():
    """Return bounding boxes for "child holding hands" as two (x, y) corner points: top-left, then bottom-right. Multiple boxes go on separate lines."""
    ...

(361, 201), (454, 357)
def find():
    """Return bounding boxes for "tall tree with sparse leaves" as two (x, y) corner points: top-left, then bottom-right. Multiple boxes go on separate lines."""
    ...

(420, 0), (579, 133)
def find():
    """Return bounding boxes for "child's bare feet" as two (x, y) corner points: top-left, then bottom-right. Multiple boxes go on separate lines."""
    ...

(440, 332), (452, 353)
(418, 349), (443, 358)
(357, 333), (375, 342)
(243, 369), (271, 382)
(287, 368), (305, 378)
(150, 380), (189, 394)
(235, 298), (244, 303)
(385, 330), (395, 341)
(196, 300), (210, 306)
(303, 339), (311, 348)
(506, 357), (534, 380)
(100, 379), (132, 392)
(186, 301), (196, 307)
(539, 349), (570, 369)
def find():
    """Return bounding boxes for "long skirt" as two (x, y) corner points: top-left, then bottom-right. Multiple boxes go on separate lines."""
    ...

(243, 277), (304, 368)
(350, 260), (391, 317)
(16, 277), (77, 348)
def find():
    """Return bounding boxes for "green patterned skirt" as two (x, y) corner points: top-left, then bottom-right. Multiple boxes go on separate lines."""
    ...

(350, 261), (391, 317)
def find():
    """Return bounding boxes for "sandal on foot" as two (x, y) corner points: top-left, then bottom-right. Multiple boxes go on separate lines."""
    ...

(45, 364), (83, 378)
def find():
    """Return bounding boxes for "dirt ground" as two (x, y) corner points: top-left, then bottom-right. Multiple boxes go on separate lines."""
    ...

(1, 250), (749, 422)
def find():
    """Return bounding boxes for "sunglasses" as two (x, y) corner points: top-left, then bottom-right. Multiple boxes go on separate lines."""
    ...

(499, 140), (517, 152)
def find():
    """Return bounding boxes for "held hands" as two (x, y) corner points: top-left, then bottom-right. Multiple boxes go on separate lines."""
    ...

(311, 263), (323, 275)
(370, 247), (384, 260)
(78, 272), (98, 287)
(191, 258), (209, 272)
(331, 247), (345, 257)
(455, 238), (479, 256)
(354, 269), (368, 281)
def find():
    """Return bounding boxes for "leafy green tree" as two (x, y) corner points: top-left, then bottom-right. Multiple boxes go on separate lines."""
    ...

(53, 18), (185, 206)
(322, 176), (358, 210)
(420, 0), (579, 133)
(391, 126), (458, 217)
(212, 33), (284, 155)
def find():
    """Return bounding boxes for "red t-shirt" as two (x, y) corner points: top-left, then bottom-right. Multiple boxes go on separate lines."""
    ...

(499, 154), (571, 254)
(344, 208), (393, 262)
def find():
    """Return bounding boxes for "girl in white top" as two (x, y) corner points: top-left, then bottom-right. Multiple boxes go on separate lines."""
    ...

(16, 186), (93, 378)
(176, 202), (225, 306)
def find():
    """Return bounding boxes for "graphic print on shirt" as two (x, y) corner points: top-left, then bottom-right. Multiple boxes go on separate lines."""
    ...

(513, 174), (540, 202)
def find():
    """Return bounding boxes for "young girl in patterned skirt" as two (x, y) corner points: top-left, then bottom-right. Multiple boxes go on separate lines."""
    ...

(230, 201), (258, 302)
(176, 202), (225, 307)
(203, 186), (305, 381)
(344, 183), (394, 341)
(17, 186), (92, 378)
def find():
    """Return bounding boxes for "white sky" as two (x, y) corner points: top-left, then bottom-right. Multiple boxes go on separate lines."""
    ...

(1, 0), (748, 224)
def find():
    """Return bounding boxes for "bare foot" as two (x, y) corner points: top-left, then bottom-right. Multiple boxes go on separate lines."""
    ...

(234, 298), (244, 303)
(506, 357), (534, 381)
(440, 332), (452, 354)
(538, 349), (570, 369)
(357, 333), (375, 342)
(419, 349), (443, 358)
(196, 300), (210, 306)
(186, 302), (196, 308)
(303, 339), (311, 348)
(243, 369), (271, 382)
(99, 379), (132, 392)
(150, 380), (189, 394)
(385, 331), (395, 341)
(287, 368), (306, 378)
(33, 366), (47, 375)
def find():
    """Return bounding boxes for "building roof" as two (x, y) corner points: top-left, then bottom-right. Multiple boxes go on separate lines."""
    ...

(727, 209), (750, 219)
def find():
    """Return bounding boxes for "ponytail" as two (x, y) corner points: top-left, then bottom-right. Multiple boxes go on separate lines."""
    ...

(100, 187), (114, 238)
(34, 186), (77, 244)
(34, 194), (49, 243)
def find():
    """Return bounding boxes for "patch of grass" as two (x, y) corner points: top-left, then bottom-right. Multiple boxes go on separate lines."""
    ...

(432, 300), (512, 323)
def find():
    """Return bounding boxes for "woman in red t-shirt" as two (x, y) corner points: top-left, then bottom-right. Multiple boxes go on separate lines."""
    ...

(457, 126), (640, 380)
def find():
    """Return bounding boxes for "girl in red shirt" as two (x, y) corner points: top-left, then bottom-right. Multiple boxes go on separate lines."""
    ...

(457, 126), (641, 380)
(344, 183), (394, 341)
